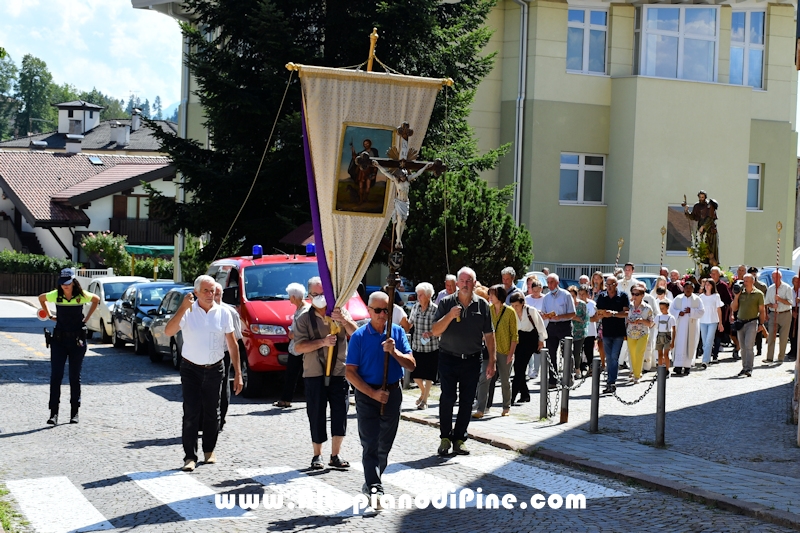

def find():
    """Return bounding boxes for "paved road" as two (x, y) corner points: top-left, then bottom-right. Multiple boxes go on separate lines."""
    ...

(0, 299), (792, 532)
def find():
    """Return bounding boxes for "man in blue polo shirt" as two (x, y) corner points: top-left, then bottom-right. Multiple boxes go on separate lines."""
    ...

(346, 291), (415, 501)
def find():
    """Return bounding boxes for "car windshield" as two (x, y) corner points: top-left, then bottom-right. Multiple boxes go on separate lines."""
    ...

(243, 263), (320, 301)
(103, 281), (138, 301)
(137, 287), (169, 307)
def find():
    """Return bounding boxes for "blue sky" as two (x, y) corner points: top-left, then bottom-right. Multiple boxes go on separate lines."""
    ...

(0, 0), (182, 112)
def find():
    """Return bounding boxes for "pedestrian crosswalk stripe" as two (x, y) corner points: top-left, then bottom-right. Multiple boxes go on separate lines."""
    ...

(239, 467), (355, 516)
(126, 471), (255, 521)
(450, 455), (628, 499)
(6, 476), (114, 533)
(351, 462), (477, 506)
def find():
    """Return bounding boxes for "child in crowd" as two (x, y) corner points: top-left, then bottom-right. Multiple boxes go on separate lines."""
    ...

(655, 300), (676, 373)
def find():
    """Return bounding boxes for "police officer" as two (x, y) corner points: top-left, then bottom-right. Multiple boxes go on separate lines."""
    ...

(38, 268), (100, 425)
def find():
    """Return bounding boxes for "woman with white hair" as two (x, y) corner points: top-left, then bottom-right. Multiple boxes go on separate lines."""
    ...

(274, 282), (309, 408)
(408, 282), (439, 409)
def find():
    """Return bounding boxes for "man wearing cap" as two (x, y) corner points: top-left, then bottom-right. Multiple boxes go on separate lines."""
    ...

(165, 275), (243, 472)
(346, 291), (415, 502)
(38, 268), (100, 425)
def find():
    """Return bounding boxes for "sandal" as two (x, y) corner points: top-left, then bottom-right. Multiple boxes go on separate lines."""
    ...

(273, 401), (291, 408)
(328, 455), (350, 468)
(310, 455), (324, 469)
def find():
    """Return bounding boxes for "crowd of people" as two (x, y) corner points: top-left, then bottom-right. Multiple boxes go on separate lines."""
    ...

(41, 261), (798, 511)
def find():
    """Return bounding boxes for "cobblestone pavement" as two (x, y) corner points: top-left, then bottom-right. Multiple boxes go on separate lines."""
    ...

(0, 303), (793, 532)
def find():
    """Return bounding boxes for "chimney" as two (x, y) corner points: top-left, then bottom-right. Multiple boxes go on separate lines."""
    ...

(112, 121), (129, 147)
(131, 108), (141, 132)
(65, 134), (84, 154)
(30, 140), (48, 151)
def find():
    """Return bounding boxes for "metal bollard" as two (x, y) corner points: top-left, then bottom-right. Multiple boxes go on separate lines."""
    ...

(589, 356), (600, 433)
(655, 364), (667, 447)
(560, 337), (573, 423)
(539, 348), (549, 419)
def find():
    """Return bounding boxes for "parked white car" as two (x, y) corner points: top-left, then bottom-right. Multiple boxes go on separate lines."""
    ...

(83, 276), (148, 343)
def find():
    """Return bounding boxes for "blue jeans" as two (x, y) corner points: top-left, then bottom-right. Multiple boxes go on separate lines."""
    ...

(438, 353), (482, 441)
(699, 323), (718, 364)
(355, 388), (402, 491)
(602, 336), (625, 385)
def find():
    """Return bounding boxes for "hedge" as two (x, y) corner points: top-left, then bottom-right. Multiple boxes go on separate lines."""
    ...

(0, 250), (78, 274)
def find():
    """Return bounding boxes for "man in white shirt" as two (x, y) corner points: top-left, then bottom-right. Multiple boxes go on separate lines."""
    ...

(764, 270), (793, 363)
(617, 263), (640, 298)
(166, 275), (243, 472)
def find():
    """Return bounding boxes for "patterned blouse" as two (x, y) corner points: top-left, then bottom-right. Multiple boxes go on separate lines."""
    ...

(626, 302), (654, 340)
(409, 301), (439, 353)
(491, 304), (520, 356)
(571, 300), (588, 342)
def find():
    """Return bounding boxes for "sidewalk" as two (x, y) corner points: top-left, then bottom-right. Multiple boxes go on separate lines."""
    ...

(399, 352), (800, 530)
(0, 295), (40, 308)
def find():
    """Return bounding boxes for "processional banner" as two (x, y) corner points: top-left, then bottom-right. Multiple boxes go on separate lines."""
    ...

(294, 64), (444, 312)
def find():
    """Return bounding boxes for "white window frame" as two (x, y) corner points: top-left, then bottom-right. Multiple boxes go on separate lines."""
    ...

(635, 5), (720, 83)
(746, 163), (762, 211)
(559, 153), (606, 205)
(730, 10), (765, 90)
(567, 8), (608, 75)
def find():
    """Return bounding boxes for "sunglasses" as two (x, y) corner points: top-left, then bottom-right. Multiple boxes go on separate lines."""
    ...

(631, 292), (643, 296)
(370, 307), (390, 315)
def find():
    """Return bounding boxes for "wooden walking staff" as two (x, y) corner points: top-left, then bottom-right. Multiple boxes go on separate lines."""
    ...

(660, 226), (667, 270)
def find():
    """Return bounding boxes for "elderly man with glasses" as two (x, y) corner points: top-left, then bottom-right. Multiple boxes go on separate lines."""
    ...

(346, 291), (415, 505)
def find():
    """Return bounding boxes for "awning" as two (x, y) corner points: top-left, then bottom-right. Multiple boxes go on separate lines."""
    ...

(124, 245), (174, 257)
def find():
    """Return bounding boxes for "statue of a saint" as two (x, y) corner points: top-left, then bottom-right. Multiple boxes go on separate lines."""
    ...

(682, 190), (719, 267)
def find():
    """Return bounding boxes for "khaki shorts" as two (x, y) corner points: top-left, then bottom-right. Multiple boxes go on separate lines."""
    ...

(655, 332), (672, 350)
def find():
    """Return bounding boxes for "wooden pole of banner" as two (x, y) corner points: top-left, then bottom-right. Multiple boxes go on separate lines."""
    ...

(367, 28), (379, 72)
(769, 222), (782, 363)
(324, 249), (339, 387)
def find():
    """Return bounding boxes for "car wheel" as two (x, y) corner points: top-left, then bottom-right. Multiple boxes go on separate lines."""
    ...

(100, 320), (112, 344)
(240, 351), (262, 398)
(113, 325), (125, 348)
(133, 330), (147, 355)
(147, 341), (164, 363)
(171, 341), (182, 370)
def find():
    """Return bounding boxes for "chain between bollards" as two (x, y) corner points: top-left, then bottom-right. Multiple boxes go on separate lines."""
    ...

(589, 356), (600, 433)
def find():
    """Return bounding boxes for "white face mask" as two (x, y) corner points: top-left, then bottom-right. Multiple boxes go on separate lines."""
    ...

(312, 295), (327, 309)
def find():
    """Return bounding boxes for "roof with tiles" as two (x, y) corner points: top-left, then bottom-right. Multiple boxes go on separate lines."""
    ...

(0, 119), (177, 152)
(0, 151), (172, 227)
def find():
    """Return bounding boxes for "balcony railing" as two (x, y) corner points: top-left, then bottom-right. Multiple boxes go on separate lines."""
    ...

(109, 218), (173, 245)
(532, 262), (666, 280)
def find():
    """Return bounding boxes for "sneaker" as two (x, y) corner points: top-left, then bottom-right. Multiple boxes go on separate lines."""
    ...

(453, 440), (470, 455)
(182, 460), (196, 472)
(203, 452), (216, 464)
(46, 411), (58, 425)
(437, 438), (451, 456)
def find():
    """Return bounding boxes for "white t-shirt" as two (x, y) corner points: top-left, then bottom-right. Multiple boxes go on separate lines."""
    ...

(656, 313), (677, 333)
(699, 293), (723, 324)
(392, 304), (407, 326)
(525, 295), (548, 327)
(585, 298), (598, 337)
(179, 301), (234, 365)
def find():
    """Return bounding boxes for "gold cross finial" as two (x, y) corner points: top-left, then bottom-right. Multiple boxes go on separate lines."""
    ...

(367, 28), (379, 72)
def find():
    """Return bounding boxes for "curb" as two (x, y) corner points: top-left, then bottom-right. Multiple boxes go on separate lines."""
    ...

(0, 296), (39, 309)
(400, 410), (800, 532)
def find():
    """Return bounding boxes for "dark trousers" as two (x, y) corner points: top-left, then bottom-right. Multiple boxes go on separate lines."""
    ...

(512, 329), (537, 402)
(220, 351), (231, 427)
(545, 322), (572, 384)
(790, 314), (798, 358)
(438, 353), (481, 441)
(582, 336), (596, 370)
(280, 354), (304, 402)
(304, 376), (348, 444)
(355, 388), (402, 491)
(49, 339), (86, 411)
(180, 359), (224, 462)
